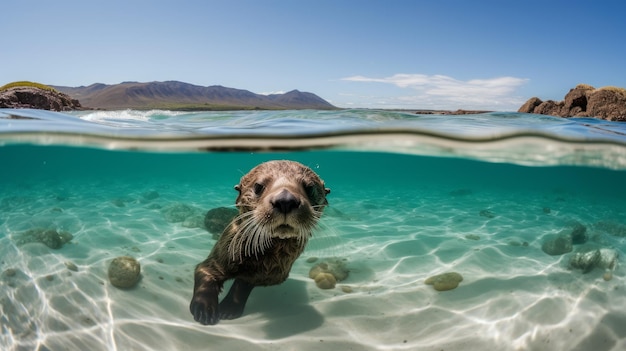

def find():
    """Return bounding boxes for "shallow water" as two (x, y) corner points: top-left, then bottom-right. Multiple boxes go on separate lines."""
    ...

(1, 109), (626, 350)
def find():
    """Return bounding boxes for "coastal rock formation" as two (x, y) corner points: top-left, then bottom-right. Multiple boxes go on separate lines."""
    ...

(519, 84), (626, 121)
(0, 86), (82, 111)
(108, 256), (141, 288)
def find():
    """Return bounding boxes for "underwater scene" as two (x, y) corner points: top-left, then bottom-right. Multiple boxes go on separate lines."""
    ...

(1, 109), (626, 350)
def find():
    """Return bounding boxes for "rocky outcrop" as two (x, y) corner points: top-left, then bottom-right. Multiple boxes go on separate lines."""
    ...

(519, 84), (626, 121)
(586, 88), (626, 120)
(534, 100), (564, 116)
(517, 97), (542, 114)
(0, 86), (82, 111)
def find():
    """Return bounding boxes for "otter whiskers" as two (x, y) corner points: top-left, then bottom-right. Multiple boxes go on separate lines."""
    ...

(227, 212), (273, 262)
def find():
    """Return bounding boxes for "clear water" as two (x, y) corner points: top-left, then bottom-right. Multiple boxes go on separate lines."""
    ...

(1, 109), (626, 350)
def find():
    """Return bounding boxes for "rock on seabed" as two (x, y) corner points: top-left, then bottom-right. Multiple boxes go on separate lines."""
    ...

(541, 234), (573, 256)
(108, 256), (141, 289)
(204, 207), (239, 237)
(425, 272), (464, 291)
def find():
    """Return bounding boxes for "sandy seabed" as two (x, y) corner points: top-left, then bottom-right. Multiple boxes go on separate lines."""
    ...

(1, 179), (626, 351)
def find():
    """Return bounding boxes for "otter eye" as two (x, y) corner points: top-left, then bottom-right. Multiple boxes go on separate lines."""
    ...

(304, 183), (318, 200)
(253, 183), (265, 196)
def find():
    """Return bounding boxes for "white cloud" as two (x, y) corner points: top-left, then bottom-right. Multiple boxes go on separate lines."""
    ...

(340, 74), (529, 110)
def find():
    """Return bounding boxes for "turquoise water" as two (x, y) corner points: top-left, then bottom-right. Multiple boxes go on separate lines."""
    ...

(1, 109), (626, 350)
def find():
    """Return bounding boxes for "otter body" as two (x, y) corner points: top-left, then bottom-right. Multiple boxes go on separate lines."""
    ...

(190, 160), (329, 325)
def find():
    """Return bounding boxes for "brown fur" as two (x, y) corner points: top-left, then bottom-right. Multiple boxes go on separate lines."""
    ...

(190, 160), (329, 325)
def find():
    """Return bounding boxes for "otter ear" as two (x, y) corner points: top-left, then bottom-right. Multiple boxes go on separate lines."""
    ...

(324, 188), (331, 195)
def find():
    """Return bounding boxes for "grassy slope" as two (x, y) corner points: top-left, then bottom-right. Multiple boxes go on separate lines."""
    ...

(0, 81), (58, 92)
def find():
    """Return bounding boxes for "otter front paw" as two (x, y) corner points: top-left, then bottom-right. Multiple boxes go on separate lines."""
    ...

(218, 278), (255, 320)
(190, 294), (219, 325)
(218, 299), (246, 320)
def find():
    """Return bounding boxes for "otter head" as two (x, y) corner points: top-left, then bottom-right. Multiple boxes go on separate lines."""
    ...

(229, 160), (330, 259)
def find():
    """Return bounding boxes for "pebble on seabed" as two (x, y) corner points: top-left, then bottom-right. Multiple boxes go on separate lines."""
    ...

(425, 272), (464, 291)
(108, 256), (141, 289)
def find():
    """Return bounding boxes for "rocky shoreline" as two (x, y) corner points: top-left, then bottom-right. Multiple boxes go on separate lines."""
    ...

(519, 84), (626, 121)
(0, 86), (83, 111)
(2, 82), (625, 122)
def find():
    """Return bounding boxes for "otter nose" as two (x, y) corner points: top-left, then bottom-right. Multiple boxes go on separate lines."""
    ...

(271, 189), (301, 214)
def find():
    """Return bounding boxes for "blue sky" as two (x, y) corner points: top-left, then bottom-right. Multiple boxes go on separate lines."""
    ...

(4, 0), (625, 110)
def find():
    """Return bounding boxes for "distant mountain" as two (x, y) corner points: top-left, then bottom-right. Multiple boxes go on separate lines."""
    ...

(51, 81), (336, 110)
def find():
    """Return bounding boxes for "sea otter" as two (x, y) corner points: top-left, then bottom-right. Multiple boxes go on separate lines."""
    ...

(190, 160), (330, 325)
